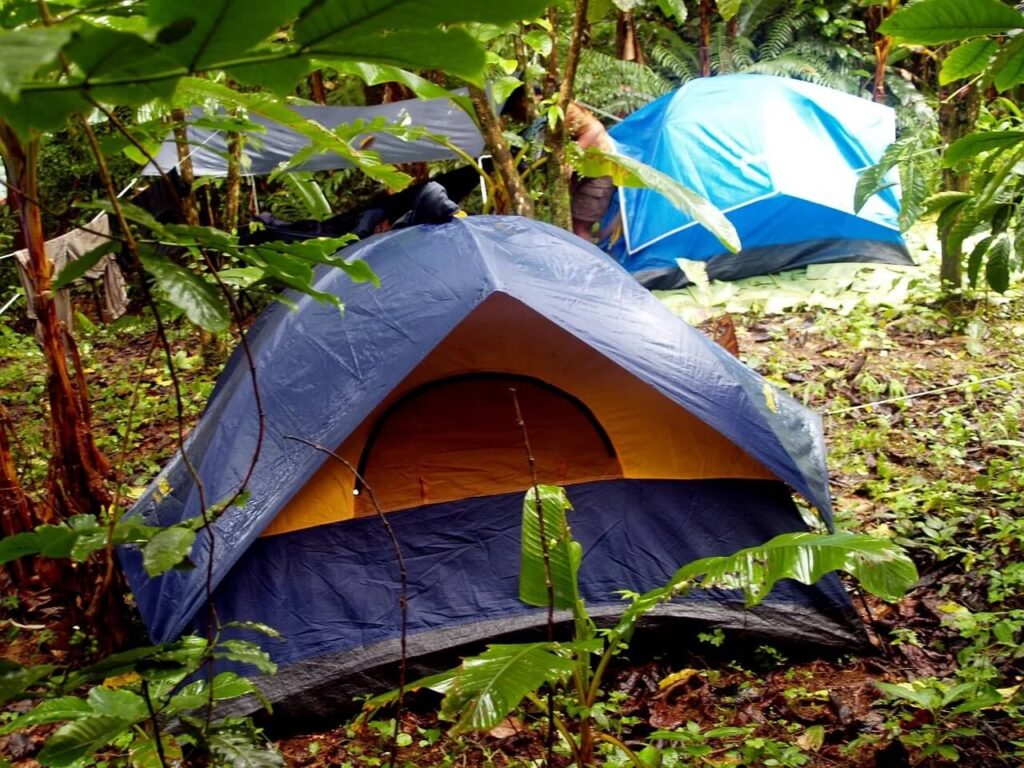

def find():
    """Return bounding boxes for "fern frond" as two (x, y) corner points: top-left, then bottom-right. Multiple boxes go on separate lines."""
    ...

(576, 49), (674, 114)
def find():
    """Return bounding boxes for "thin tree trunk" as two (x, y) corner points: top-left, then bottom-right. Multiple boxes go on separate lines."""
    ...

(616, 10), (645, 65)
(699, 0), (713, 77)
(309, 70), (327, 105)
(0, 403), (34, 585)
(224, 117), (243, 234)
(938, 81), (980, 288)
(468, 86), (534, 217)
(0, 125), (112, 522)
(170, 108), (201, 227)
(544, 0), (589, 230)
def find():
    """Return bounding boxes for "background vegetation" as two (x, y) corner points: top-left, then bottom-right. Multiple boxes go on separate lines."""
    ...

(1, 0), (1023, 765)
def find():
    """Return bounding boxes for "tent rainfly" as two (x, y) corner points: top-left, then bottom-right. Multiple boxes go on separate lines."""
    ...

(143, 92), (484, 177)
(120, 216), (864, 721)
(601, 74), (914, 288)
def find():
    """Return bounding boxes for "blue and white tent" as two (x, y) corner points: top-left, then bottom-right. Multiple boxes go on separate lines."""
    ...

(601, 74), (913, 288)
(121, 216), (863, 719)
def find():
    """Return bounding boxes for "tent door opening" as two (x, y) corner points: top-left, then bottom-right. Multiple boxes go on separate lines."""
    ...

(355, 373), (623, 514)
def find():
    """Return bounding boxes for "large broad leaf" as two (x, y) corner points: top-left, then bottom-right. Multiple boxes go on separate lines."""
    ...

(940, 39), (998, 85)
(141, 525), (197, 577)
(438, 643), (577, 733)
(37, 715), (135, 768)
(175, 78), (412, 191)
(570, 145), (740, 253)
(52, 241), (118, 290)
(854, 135), (917, 214)
(520, 485), (582, 611)
(944, 131), (1024, 167)
(878, 0), (1024, 45)
(898, 158), (928, 232)
(146, 0), (308, 72)
(992, 34), (1024, 92)
(985, 233), (1012, 293)
(138, 248), (230, 333)
(0, 27), (70, 100)
(0, 697), (92, 734)
(279, 173), (332, 221)
(671, 531), (918, 606)
(4, 0), (549, 138)
(0, 661), (55, 705)
(86, 687), (148, 721)
(612, 531), (916, 644)
(715, 0), (743, 22)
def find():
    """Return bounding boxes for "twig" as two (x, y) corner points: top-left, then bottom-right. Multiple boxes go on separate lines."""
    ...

(511, 389), (556, 768)
(283, 435), (408, 768)
(140, 679), (170, 768)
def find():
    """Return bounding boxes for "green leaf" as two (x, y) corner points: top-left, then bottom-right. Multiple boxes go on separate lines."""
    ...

(940, 39), (998, 84)
(656, 0), (688, 23)
(922, 191), (972, 216)
(570, 145), (740, 253)
(984, 233), (1011, 293)
(207, 728), (284, 768)
(38, 715), (134, 768)
(279, 173), (332, 221)
(86, 687), (147, 721)
(176, 78), (412, 192)
(438, 643), (577, 733)
(146, 0), (308, 72)
(673, 531), (918, 606)
(878, 0), (1024, 44)
(139, 248), (230, 333)
(212, 640), (277, 675)
(293, 0), (550, 85)
(944, 131), (1024, 167)
(992, 34), (1024, 92)
(0, 698), (92, 735)
(898, 158), (928, 232)
(0, 662), (55, 705)
(519, 486), (581, 611)
(967, 236), (992, 288)
(854, 135), (917, 213)
(0, 27), (71, 100)
(715, 0), (743, 22)
(141, 525), (196, 577)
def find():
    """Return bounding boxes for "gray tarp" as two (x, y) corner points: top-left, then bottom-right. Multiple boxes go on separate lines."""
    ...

(143, 92), (483, 177)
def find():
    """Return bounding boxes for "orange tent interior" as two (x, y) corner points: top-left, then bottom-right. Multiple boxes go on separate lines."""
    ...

(263, 293), (776, 537)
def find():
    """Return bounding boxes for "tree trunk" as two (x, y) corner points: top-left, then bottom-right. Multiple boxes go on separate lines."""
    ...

(224, 117), (243, 235)
(938, 81), (980, 288)
(616, 10), (644, 65)
(699, 0), (713, 77)
(170, 108), (201, 227)
(0, 404), (34, 585)
(543, 0), (590, 230)
(0, 126), (112, 522)
(309, 70), (327, 105)
(468, 86), (534, 217)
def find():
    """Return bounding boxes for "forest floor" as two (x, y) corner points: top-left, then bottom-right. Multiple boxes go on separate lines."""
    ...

(2, 257), (1024, 767)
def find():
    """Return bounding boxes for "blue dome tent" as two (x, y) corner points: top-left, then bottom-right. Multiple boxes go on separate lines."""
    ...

(121, 216), (863, 720)
(601, 74), (913, 288)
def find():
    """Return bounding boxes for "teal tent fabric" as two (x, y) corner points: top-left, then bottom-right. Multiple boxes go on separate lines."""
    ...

(601, 74), (912, 287)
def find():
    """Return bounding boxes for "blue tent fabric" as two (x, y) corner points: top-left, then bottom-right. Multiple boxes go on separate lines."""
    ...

(601, 74), (912, 287)
(205, 479), (858, 669)
(121, 216), (835, 647)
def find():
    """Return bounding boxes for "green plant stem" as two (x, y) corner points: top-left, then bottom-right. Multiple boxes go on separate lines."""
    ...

(140, 679), (170, 768)
(524, 692), (583, 766)
(593, 732), (645, 768)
